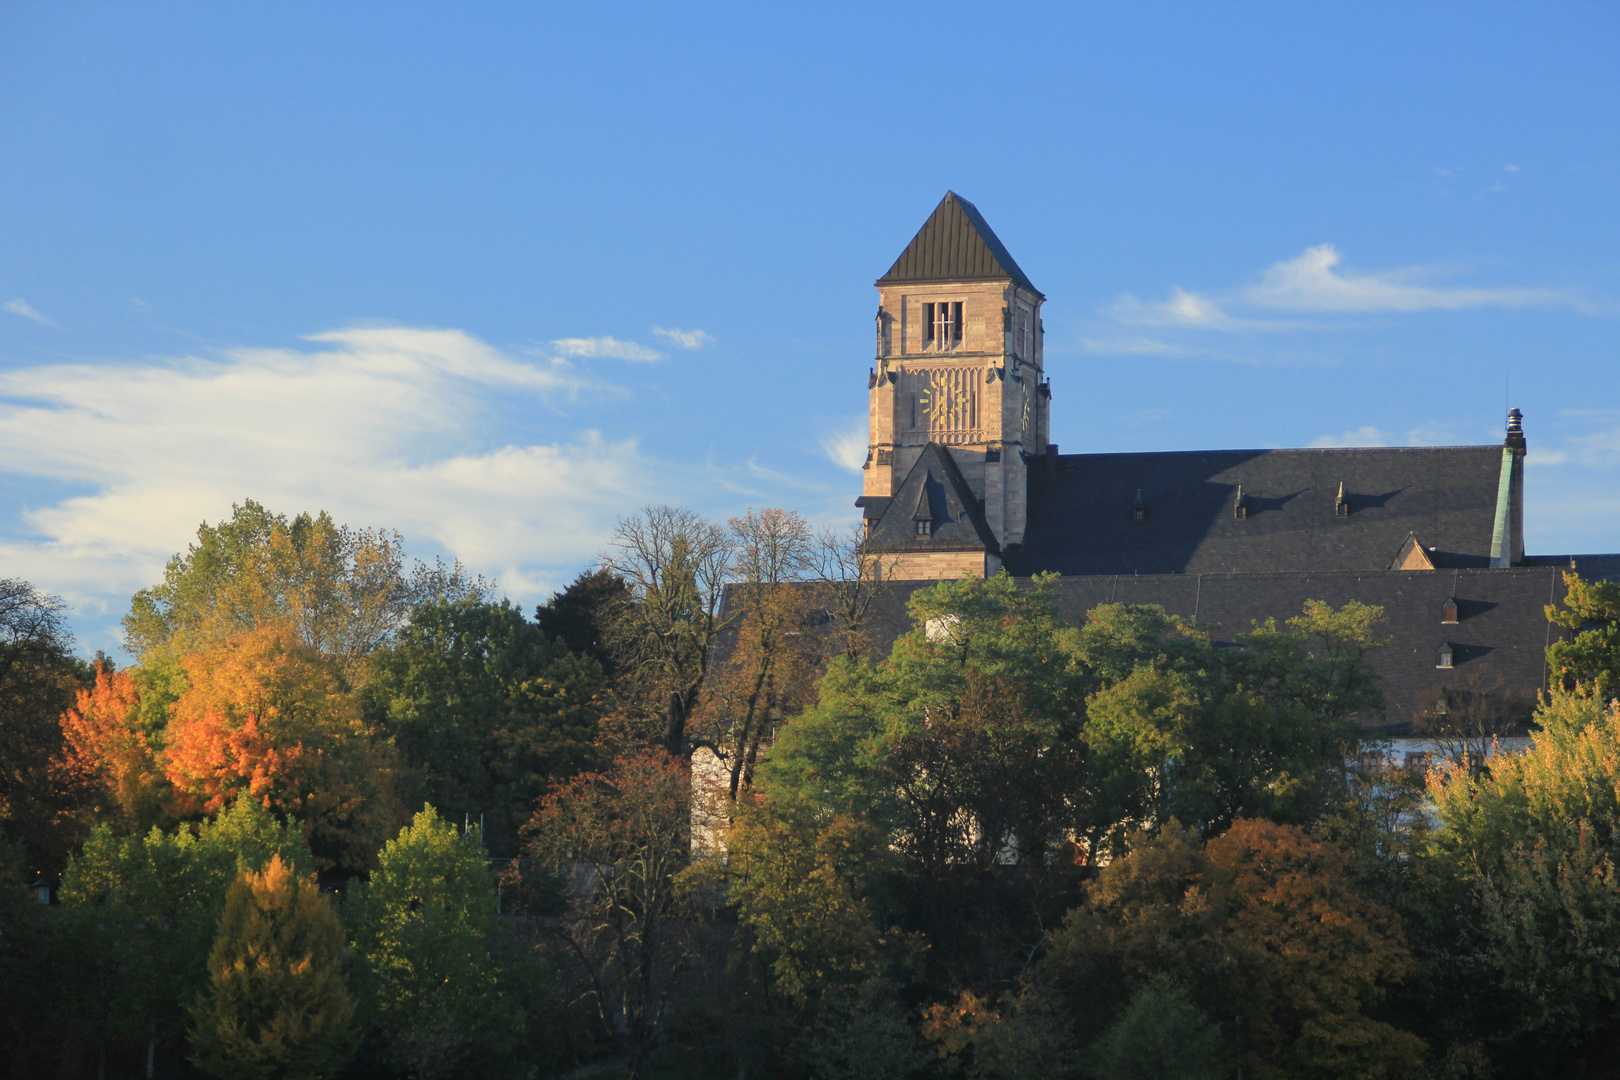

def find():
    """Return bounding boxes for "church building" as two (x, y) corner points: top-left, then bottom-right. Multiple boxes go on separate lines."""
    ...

(856, 192), (1619, 736)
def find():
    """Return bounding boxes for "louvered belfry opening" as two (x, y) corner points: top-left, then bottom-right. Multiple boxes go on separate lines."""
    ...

(922, 301), (963, 349)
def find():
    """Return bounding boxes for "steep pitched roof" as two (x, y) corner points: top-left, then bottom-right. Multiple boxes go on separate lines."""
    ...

(867, 443), (999, 553)
(877, 192), (1042, 297)
(1007, 445), (1508, 577)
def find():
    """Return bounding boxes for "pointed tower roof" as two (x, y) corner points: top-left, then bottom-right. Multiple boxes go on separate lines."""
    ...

(877, 192), (1042, 297)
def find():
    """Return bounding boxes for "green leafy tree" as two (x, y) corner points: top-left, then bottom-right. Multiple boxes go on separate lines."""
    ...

(535, 567), (631, 680)
(190, 853), (356, 1080)
(1086, 975), (1222, 1080)
(362, 597), (603, 856)
(1545, 571), (1620, 701)
(60, 799), (313, 1077)
(123, 499), (484, 681)
(347, 806), (527, 1080)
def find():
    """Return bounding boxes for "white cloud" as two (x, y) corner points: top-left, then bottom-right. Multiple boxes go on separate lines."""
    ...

(1310, 426), (1392, 448)
(3, 298), (55, 325)
(1081, 337), (1194, 357)
(1244, 244), (1567, 313)
(0, 325), (671, 647)
(1504, 164), (1520, 173)
(549, 335), (663, 361)
(820, 420), (869, 473)
(652, 326), (713, 350)
(1110, 288), (1302, 333)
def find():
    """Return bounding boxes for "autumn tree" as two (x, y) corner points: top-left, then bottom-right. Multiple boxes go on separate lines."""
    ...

(806, 521), (896, 662)
(362, 597), (604, 856)
(1545, 570), (1620, 701)
(346, 807), (531, 1080)
(599, 505), (735, 755)
(190, 854), (356, 1080)
(1041, 820), (1425, 1080)
(525, 750), (716, 1079)
(124, 499), (485, 681)
(58, 660), (169, 831)
(1428, 686), (1620, 1071)
(163, 625), (399, 873)
(1411, 668), (1536, 772)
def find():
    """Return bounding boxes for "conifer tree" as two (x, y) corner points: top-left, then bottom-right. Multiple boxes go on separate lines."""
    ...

(190, 854), (355, 1080)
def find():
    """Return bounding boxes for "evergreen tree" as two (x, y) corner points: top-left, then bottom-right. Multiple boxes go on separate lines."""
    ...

(190, 854), (355, 1080)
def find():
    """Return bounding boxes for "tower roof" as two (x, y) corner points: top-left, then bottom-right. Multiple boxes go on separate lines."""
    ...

(877, 192), (1042, 297)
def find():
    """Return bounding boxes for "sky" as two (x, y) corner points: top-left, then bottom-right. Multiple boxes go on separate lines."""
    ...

(2, 2), (1618, 658)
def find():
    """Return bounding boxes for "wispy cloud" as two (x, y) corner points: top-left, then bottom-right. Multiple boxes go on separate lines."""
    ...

(1080, 337), (1195, 357)
(0, 325), (672, 646)
(1244, 244), (1568, 313)
(1110, 287), (1300, 333)
(3, 298), (56, 326)
(820, 420), (869, 473)
(550, 336), (663, 361)
(652, 326), (713, 350)
(1310, 426), (1393, 448)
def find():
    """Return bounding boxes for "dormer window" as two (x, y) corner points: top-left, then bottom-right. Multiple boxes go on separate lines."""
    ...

(1442, 599), (1458, 624)
(1233, 486), (1247, 520)
(1437, 643), (1454, 669)
(915, 519), (932, 536)
(1132, 489), (1147, 524)
(1335, 481), (1349, 517)
(924, 302), (963, 349)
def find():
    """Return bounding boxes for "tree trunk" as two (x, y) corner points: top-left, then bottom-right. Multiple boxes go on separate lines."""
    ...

(664, 691), (685, 756)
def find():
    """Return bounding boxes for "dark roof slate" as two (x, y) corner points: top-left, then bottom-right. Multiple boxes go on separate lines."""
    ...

(867, 443), (999, 554)
(877, 192), (1042, 297)
(855, 567), (1570, 735)
(1006, 446), (1507, 577)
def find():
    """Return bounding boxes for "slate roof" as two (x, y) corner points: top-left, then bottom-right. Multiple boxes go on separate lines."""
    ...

(855, 567), (1573, 735)
(1006, 446), (1508, 577)
(877, 191), (1042, 297)
(860, 443), (999, 554)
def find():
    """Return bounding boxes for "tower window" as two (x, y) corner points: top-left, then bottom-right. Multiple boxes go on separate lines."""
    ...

(915, 519), (932, 536)
(924, 302), (963, 348)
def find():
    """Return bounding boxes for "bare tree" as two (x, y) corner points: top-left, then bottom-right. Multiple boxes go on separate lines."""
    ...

(697, 510), (821, 799)
(600, 506), (736, 756)
(1413, 669), (1536, 771)
(807, 522), (897, 662)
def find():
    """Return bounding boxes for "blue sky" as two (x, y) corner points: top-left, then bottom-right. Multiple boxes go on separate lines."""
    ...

(2, 2), (1617, 657)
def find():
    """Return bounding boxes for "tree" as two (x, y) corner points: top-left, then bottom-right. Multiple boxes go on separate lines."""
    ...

(535, 567), (632, 680)
(124, 499), (485, 680)
(696, 509), (823, 799)
(1411, 668), (1536, 772)
(59, 798), (314, 1078)
(0, 578), (87, 870)
(347, 806), (528, 1080)
(1086, 975), (1222, 1080)
(190, 853), (356, 1080)
(599, 505), (735, 755)
(163, 625), (400, 873)
(1428, 686), (1620, 1070)
(1041, 820), (1425, 1080)
(806, 521), (897, 662)
(58, 659), (169, 831)
(1545, 571), (1620, 701)
(525, 749), (715, 1079)
(362, 597), (603, 857)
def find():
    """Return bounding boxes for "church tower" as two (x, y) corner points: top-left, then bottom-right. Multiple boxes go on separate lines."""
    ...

(858, 192), (1048, 579)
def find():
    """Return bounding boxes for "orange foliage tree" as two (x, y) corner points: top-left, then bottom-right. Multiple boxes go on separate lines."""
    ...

(58, 662), (169, 830)
(164, 625), (400, 872)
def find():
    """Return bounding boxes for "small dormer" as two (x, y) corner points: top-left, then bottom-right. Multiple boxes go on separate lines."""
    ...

(1233, 485), (1247, 520)
(1442, 598), (1459, 624)
(912, 485), (934, 538)
(1132, 489), (1147, 524)
(1437, 642), (1454, 669)
(1388, 533), (1437, 571)
(1334, 480), (1349, 517)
